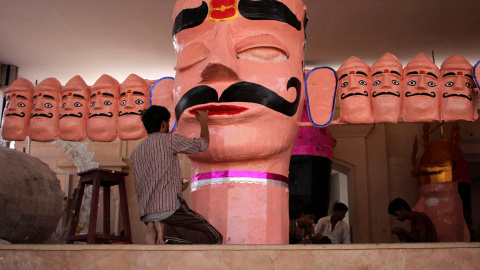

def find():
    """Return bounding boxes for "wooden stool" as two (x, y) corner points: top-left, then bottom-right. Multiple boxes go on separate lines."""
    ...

(67, 168), (132, 244)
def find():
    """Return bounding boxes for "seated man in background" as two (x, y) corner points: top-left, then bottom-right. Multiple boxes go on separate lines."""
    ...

(388, 198), (438, 242)
(314, 202), (351, 244)
(289, 204), (326, 244)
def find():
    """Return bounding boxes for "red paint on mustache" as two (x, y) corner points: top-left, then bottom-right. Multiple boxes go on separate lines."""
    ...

(188, 105), (248, 116)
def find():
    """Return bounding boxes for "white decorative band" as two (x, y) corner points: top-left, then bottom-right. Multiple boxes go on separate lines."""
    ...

(191, 177), (289, 191)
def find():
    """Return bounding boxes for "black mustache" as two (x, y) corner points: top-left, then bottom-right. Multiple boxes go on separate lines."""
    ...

(442, 92), (472, 101)
(372, 91), (401, 98)
(5, 112), (25, 118)
(175, 78), (301, 121)
(119, 110), (143, 117)
(341, 91), (368, 100)
(30, 113), (53, 119)
(405, 91), (436, 98)
(60, 112), (83, 119)
(88, 112), (113, 119)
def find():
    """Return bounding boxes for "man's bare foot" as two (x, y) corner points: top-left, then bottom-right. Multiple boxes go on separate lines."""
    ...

(155, 221), (165, 244)
(145, 222), (157, 245)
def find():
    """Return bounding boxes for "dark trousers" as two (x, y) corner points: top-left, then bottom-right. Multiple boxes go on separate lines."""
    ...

(162, 202), (223, 244)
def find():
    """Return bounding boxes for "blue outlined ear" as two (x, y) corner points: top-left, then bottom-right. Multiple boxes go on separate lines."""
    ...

(150, 77), (176, 133)
(304, 67), (338, 127)
(474, 60), (480, 90)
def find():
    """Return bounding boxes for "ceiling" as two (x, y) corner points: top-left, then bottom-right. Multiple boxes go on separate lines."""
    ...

(1, 0), (479, 85)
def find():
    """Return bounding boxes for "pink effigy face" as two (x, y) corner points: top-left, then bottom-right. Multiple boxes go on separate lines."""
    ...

(117, 74), (150, 140)
(1, 79), (34, 141)
(337, 56), (373, 124)
(29, 78), (61, 142)
(440, 54), (477, 122)
(172, 0), (306, 166)
(370, 53), (403, 123)
(401, 53), (440, 122)
(87, 74), (119, 142)
(59, 75), (90, 141)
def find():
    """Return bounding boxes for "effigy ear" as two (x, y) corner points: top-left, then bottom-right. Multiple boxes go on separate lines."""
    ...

(150, 77), (177, 132)
(304, 67), (338, 127)
(474, 60), (480, 91)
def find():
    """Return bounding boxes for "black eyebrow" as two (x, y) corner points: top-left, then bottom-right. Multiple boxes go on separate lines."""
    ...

(443, 72), (456, 77)
(239, 0), (302, 31)
(465, 74), (473, 79)
(406, 71), (419, 76)
(173, 1), (208, 36)
(120, 92), (126, 97)
(17, 95), (28, 100)
(391, 71), (401, 76)
(427, 72), (438, 79)
(73, 94), (85, 99)
(133, 91), (145, 95)
(62, 95), (67, 99)
(102, 93), (115, 97)
(90, 94), (96, 98)
(33, 95), (37, 99)
(372, 71), (383, 77)
(43, 95), (55, 100)
(339, 74), (349, 80)
(356, 71), (368, 77)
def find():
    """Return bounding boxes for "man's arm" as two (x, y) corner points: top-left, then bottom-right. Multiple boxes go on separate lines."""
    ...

(342, 223), (351, 244)
(195, 110), (209, 144)
(391, 227), (425, 242)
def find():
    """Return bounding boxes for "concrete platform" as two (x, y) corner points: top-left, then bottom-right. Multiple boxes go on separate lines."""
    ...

(1, 243), (480, 269)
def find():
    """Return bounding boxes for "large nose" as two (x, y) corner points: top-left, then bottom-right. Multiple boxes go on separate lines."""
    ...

(348, 75), (359, 90)
(64, 98), (74, 111)
(93, 97), (102, 110)
(200, 26), (240, 83)
(34, 98), (44, 111)
(125, 94), (135, 109)
(381, 74), (392, 89)
(453, 76), (464, 90)
(417, 75), (427, 90)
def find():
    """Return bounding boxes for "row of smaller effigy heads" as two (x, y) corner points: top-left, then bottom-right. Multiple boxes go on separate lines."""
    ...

(1, 73), (169, 142)
(334, 53), (479, 124)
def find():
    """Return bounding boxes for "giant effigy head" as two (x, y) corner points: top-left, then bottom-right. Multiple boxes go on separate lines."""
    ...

(401, 53), (440, 122)
(87, 74), (119, 142)
(336, 56), (373, 124)
(1, 78), (34, 141)
(171, 0), (308, 164)
(440, 54), (477, 122)
(59, 75), (90, 141)
(29, 78), (61, 142)
(117, 74), (151, 140)
(370, 53), (403, 123)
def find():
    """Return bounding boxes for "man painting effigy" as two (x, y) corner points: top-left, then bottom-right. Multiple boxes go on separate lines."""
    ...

(153, 0), (336, 244)
(1, 78), (34, 141)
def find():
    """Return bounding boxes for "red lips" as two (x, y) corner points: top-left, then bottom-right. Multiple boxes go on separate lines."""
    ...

(188, 104), (248, 116)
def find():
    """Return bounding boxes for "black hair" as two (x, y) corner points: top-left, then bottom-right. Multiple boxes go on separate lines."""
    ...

(141, 105), (170, 134)
(333, 202), (348, 212)
(388, 198), (411, 215)
(301, 204), (317, 216)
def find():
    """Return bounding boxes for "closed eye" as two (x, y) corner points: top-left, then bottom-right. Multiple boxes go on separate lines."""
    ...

(237, 46), (288, 62)
(174, 42), (210, 71)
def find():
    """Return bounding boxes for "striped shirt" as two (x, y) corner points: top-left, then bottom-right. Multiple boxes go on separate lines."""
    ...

(130, 132), (208, 218)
